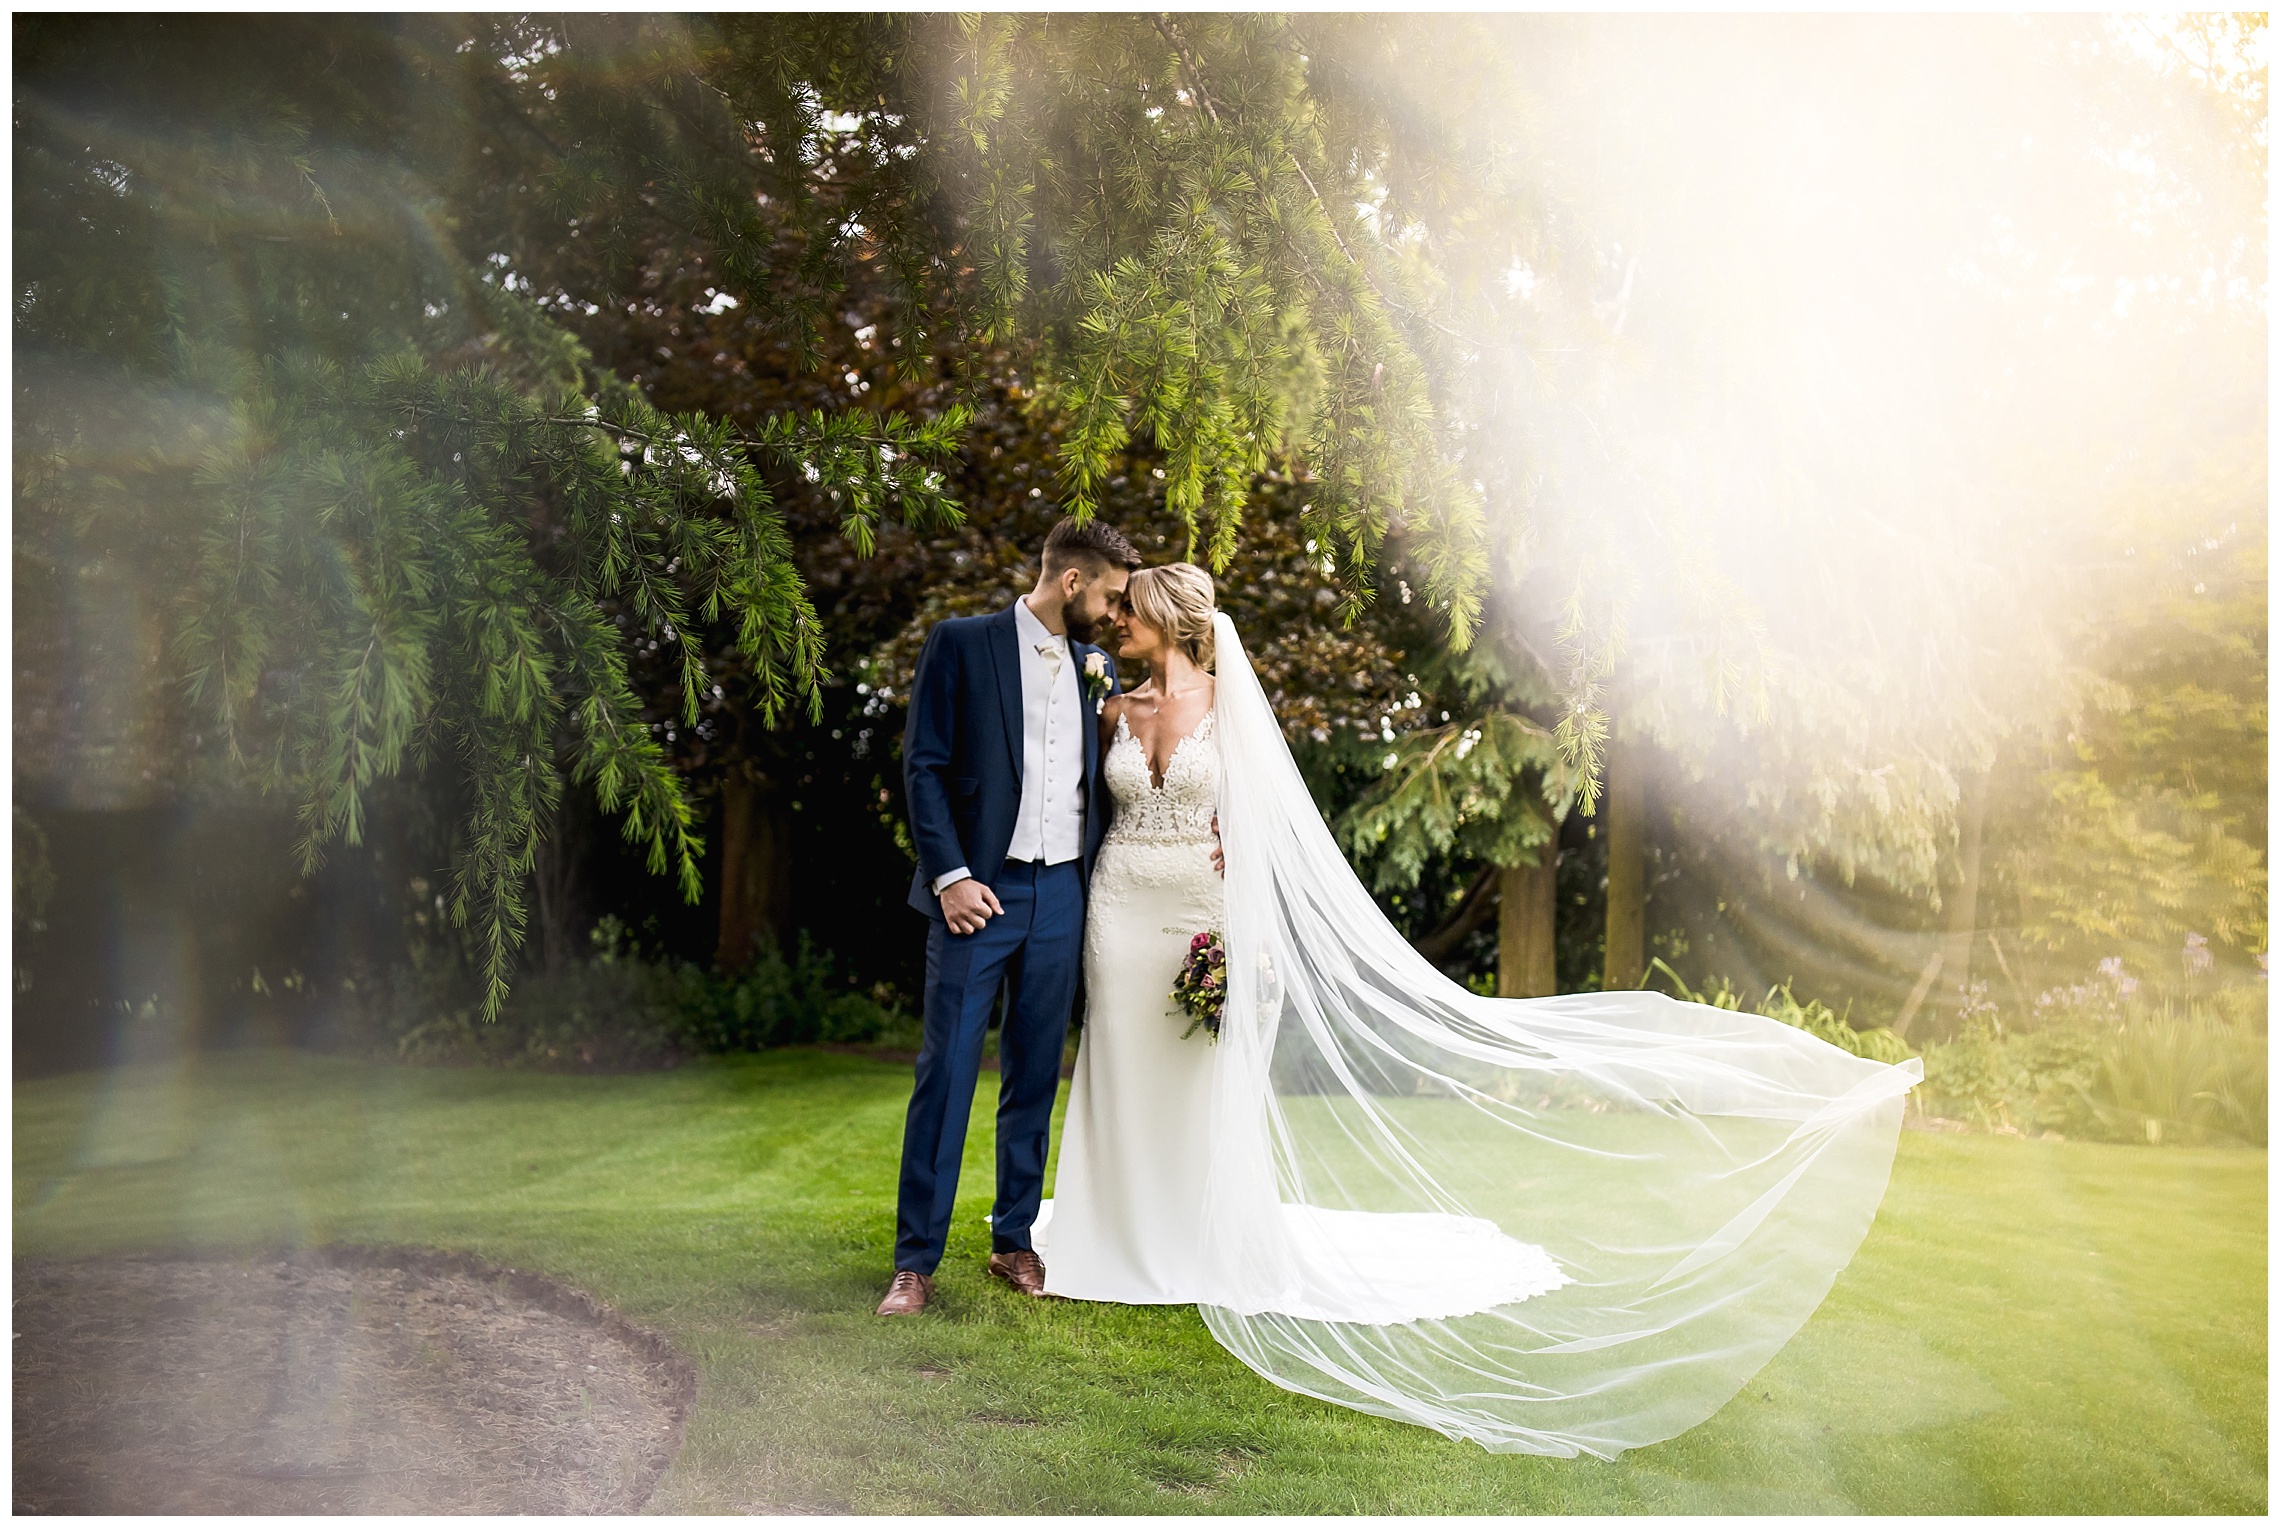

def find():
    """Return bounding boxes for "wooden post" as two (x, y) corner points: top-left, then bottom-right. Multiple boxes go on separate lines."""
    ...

(1497, 850), (1559, 998)
(1602, 739), (1646, 993)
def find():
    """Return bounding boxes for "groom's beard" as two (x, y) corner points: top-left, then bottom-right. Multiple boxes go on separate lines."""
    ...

(1062, 606), (1100, 645)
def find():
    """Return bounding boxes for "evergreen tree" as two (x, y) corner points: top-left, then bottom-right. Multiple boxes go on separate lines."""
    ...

(13, 17), (966, 1012)
(1335, 611), (1575, 993)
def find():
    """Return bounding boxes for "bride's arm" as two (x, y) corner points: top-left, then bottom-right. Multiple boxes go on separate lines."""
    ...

(1206, 677), (1223, 876)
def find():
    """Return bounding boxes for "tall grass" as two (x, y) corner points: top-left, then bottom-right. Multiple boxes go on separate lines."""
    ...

(1920, 1000), (2266, 1146)
(1649, 959), (1914, 1064)
(2080, 1009), (2268, 1146)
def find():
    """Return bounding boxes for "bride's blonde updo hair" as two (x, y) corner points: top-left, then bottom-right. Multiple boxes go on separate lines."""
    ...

(1122, 561), (1217, 672)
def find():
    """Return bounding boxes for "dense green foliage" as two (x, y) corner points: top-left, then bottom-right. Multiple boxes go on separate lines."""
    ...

(13, 14), (2266, 1061)
(12, 13), (1550, 1015)
(1986, 465), (2268, 989)
(13, 18), (983, 1012)
(413, 12), (1515, 635)
(15, 1051), (2266, 1512)
(1338, 632), (1574, 894)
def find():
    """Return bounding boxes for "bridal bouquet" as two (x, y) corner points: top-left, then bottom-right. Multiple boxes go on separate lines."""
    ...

(1170, 931), (1226, 1041)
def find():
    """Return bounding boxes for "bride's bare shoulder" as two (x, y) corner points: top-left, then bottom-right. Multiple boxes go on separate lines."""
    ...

(1100, 687), (1143, 728)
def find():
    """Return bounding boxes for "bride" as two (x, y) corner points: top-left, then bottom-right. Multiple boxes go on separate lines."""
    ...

(1038, 563), (1920, 1461)
(1040, 561), (1231, 1304)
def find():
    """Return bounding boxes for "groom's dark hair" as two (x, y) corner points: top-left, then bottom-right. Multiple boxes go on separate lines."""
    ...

(1042, 515), (1142, 577)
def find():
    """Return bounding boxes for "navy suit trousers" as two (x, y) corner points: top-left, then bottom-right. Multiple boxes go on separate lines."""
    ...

(894, 859), (1083, 1275)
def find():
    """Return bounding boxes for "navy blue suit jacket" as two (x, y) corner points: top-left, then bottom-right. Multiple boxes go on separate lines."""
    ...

(903, 604), (1119, 919)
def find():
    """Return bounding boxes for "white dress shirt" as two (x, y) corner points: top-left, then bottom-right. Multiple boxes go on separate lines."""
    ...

(931, 597), (1087, 895)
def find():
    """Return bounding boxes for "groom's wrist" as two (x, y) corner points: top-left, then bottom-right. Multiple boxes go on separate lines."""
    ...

(932, 866), (972, 895)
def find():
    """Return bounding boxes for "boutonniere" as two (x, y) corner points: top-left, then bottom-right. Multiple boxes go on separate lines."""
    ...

(1081, 649), (1112, 705)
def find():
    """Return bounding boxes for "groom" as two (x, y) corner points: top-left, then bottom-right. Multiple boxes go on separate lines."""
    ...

(877, 516), (1141, 1316)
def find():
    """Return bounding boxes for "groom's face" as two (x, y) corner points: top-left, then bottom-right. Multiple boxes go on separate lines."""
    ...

(1061, 563), (1131, 645)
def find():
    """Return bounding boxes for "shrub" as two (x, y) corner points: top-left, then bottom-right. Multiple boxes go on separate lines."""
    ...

(1917, 1011), (2101, 1137)
(341, 927), (687, 1072)
(337, 919), (918, 1071)
(665, 929), (916, 1052)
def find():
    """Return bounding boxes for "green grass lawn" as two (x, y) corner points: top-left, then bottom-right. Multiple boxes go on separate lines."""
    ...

(13, 1048), (2266, 1513)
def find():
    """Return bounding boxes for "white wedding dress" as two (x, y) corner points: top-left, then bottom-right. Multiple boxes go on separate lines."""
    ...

(1038, 614), (1919, 1460)
(1037, 709), (1226, 1303)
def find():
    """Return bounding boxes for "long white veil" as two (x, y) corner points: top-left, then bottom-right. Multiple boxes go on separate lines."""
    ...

(1199, 611), (1920, 1459)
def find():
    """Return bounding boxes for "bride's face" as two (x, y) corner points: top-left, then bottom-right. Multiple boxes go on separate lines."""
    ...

(1113, 605), (1167, 663)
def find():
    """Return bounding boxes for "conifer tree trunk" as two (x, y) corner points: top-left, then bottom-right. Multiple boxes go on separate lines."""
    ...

(1602, 739), (1646, 992)
(717, 772), (793, 970)
(1941, 763), (1991, 1019)
(530, 801), (584, 974)
(1497, 851), (1559, 997)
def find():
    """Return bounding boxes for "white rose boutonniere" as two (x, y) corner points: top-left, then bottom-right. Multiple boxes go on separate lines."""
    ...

(1081, 650), (1112, 705)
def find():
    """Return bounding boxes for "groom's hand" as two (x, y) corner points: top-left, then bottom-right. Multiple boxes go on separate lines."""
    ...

(1210, 815), (1224, 877)
(941, 878), (1004, 935)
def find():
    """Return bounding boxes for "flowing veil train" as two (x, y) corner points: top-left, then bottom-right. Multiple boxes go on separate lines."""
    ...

(1196, 612), (1921, 1459)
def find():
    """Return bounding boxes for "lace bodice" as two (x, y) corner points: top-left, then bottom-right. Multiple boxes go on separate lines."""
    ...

(1102, 709), (1218, 847)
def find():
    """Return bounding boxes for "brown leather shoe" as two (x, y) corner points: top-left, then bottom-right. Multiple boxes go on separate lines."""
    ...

(875, 1269), (934, 1316)
(987, 1248), (1049, 1297)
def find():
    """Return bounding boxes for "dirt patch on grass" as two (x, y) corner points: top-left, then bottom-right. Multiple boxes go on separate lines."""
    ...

(13, 1246), (695, 1514)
